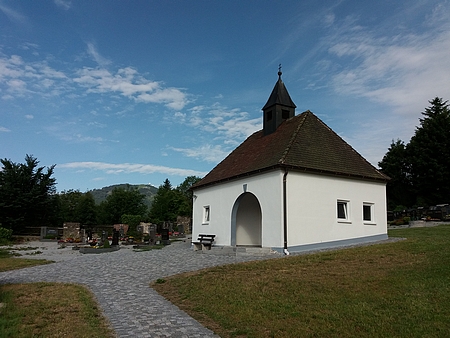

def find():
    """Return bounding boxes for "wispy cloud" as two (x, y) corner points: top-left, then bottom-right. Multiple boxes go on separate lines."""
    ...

(86, 43), (111, 67)
(324, 3), (450, 115)
(187, 104), (261, 145)
(74, 66), (188, 110)
(0, 2), (27, 25)
(0, 54), (68, 97)
(164, 103), (261, 163)
(54, 0), (71, 10)
(169, 144), (230, 163)
(0, 49), (188, 110)
(59, 161), (207, 177)
(0, 126), (11, 132)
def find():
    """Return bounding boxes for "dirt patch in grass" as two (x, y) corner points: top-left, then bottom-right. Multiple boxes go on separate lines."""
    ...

(152, 225), (450, 338)
(0, 282), (115, 338)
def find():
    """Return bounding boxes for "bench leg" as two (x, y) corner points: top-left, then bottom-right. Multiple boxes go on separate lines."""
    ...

(193, 243), (202, 251)
(202, 244), (212, 250)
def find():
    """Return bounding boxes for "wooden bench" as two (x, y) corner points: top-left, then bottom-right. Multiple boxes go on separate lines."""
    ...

(192, 234), (216, 251)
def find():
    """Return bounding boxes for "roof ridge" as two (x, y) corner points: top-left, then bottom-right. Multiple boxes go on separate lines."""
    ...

(279, 111), (309, 164)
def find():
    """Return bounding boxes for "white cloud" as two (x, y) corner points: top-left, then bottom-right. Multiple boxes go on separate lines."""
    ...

(0, 48), (187, 111)
(86, 43), (111, 67)
(170, 144), (230, 163)
(0, 54), (68, 98)
(166, 103), (261, 163)
(54, 0), (71, 10)
(59, 161), (207, 177)
(326, 6), (450, 115)
(25, 114), (33, 119)
(74, 66), (188, 110)
(0, 3), (27, 25)
(0, 126), (11, 132)
(187, 104), (261, 145)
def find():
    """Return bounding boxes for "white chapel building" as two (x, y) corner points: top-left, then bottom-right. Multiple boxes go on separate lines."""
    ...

(192, 70), (389, 254)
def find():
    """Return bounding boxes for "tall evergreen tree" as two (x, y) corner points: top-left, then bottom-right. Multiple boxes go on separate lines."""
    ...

(378, 140), (413, 209)
(408, 97), (450, 205)
(379, 97), (450, 208)
(149, 179), (179, 223)
(0, 155), (57, 232)
(176, 176), (202, 217)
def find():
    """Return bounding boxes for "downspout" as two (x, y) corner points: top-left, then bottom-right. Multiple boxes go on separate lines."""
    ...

(283, 169), (290, 255)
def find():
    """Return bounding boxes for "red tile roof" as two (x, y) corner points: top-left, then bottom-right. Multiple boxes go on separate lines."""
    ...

(193, 111), (389, 190)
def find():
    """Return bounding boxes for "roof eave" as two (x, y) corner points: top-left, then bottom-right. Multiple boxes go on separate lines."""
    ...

(192, 164), (389, 191)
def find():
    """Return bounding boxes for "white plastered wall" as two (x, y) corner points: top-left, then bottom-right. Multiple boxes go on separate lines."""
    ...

(286, 171), (388, 247)
(192, 170), (284, 247)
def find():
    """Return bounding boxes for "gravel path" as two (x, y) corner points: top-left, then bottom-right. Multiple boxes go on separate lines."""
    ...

(0, 240), (278, 337)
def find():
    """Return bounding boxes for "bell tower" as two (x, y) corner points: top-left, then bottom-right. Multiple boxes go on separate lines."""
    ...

(262, 66), (296, 135)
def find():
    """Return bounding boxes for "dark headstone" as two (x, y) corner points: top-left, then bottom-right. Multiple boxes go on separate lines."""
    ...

(149, 226), (156, 245)
(161, 228), (170, 245)
(112, 229), (120, 246)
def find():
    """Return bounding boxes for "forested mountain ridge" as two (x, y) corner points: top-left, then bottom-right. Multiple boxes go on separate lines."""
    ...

(89, 184), (158, 208)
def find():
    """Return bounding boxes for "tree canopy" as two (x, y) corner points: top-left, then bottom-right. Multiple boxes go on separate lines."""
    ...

(97, 186), (147, 225)
(149, 176), (201, 224)
(56, 190), (97, 225)
(0, 155), (57, 232)
(379, 97), (450, 208)
(0, 153), (200, 234)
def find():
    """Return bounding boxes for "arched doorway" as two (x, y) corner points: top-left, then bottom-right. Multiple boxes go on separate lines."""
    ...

(231, 192), (262, 247)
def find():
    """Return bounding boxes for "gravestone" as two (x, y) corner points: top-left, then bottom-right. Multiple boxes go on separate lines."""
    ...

(161, 228), (170, 245)
(149, 225), (156, 245)
(111, 229), (119, 246)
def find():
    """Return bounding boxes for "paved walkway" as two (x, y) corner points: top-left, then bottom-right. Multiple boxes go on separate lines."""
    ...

(0, 240), (279, 337)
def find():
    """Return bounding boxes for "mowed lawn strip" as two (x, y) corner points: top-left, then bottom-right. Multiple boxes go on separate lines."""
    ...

(152, 225), (450, 338)
(0, 282), (115, 338)
(0, 249), (115, 337)
(0, 248), (52, 272)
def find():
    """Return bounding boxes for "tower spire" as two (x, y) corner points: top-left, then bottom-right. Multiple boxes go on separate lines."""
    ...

(262, 66), (296, 135)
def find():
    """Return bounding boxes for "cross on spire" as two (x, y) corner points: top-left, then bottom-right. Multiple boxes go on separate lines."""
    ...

(278, 64), (282, 78)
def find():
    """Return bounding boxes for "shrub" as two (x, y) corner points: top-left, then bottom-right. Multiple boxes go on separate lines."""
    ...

(403, 217), (411, 224)
(103, 240), (111, 248)
(0, 227), (13, 244)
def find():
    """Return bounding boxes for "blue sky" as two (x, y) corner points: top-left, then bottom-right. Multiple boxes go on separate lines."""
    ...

(1, 0), (449, 192)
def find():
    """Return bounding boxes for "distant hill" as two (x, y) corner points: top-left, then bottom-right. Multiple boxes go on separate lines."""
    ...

(89, 184), (158, 209)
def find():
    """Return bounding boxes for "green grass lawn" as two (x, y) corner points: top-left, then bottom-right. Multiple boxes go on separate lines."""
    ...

(152, 225), (450, 338)
(0, 247), (115, 337)
(0, 282), (115, 338)
(0, 248), (52, 272)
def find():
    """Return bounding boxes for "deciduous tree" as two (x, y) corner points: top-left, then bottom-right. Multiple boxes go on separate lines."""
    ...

(97, 186), (147, 225)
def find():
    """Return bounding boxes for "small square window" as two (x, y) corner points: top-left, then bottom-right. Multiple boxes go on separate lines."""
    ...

(337, 200), (349, 220)
(203, 206), (210, 223)
(363, 203), (374, 222)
